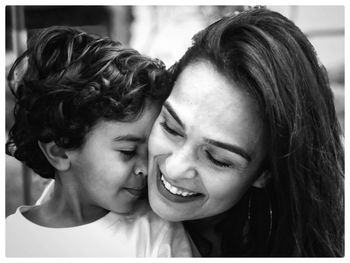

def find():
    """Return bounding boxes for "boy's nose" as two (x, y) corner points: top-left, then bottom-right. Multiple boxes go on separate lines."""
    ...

(134, 167), (146, 176)
(134, 155), (148, 177)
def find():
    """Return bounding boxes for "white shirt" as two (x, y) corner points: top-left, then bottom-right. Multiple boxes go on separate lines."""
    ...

(6, 201), (192, 257)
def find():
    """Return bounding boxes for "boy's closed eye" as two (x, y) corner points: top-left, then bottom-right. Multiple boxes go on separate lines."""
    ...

(120, 149), (136, 156)
(113, 134), (146, 160)
(118, 148), (137, 161)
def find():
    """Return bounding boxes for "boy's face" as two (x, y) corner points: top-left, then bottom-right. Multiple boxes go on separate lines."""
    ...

(67, 102), (161, 214)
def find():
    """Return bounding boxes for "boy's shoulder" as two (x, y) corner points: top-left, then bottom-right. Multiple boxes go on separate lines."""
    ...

(6, 205), (34, 224)
(121, 199), (166, 223)
(116, 199), (183, 232)
(113, 200), (192, 257)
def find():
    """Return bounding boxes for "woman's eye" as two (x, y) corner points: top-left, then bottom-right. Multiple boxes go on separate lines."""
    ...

(160, 121), (182, 137)
(205, 150), (232, 168)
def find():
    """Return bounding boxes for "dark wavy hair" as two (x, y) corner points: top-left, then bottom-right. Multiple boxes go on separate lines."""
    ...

(6, 26), (170, 179)
(172, 8), (344, 256)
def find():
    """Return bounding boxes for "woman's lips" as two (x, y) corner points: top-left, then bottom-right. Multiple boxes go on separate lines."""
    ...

(160, 174), (199, 196)
(156, 170), (203, 203)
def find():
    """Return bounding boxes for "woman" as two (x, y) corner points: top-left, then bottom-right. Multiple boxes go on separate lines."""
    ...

(147, 8), (344, 256)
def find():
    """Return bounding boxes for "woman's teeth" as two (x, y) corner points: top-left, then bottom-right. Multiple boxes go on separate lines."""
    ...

(160, 174), (198, 197)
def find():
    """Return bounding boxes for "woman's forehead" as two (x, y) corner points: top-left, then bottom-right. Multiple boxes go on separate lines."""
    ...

(172, 60), (232, 99)
(170, 61), (259, 121)
(167, 60), (265, 155)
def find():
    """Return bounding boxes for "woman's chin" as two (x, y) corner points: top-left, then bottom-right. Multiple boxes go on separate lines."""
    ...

(148, 196), (185, 222)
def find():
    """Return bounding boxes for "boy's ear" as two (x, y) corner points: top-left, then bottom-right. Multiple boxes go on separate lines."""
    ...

(252, 170), (271, 188)
(38, 141), (70, 172)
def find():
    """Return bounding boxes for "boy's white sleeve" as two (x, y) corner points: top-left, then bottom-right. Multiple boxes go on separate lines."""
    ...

(155, 221), (193, 257)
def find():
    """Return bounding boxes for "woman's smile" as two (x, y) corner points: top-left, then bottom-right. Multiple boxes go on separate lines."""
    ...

(156, 165), (204, 203)
(160, 174), (198, 197)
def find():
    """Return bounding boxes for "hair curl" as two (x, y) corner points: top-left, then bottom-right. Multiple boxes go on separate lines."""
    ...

(6, 26), (171, 179)
(172, 8), (344, 256)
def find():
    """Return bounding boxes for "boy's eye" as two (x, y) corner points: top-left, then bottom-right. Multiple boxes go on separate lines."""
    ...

(160, 121), (183, 137)
(120, 150), (136, 156)
(119, 150), (136, 160)
(205, 150), (232, 168)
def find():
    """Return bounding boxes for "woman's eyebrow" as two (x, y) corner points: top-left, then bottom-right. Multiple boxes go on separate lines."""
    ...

(163, 101), (184, 128)
(204, 138), (252, 162)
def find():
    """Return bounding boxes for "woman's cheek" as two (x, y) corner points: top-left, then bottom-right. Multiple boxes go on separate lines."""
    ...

(148, 122), (169, 156)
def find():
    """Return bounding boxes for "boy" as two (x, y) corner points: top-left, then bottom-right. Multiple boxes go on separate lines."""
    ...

(6, 26), (191, 257)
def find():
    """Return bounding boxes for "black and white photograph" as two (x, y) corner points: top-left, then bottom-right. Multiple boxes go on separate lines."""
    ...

(4, 3), (346, 259)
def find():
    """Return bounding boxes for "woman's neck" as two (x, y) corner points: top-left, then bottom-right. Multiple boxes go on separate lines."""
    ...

(23, 175), (108, 228)
(183, 208), (236, 257)
(183, 192), (251, 257)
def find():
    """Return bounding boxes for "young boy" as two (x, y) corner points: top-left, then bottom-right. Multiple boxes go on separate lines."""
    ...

(6, 26), (192, 257)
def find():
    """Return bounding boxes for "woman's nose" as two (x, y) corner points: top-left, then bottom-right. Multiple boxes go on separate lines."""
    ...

(165, 144), (197, 180)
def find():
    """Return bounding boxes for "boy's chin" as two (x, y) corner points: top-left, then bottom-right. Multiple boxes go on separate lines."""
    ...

(109, 202), (137, 215)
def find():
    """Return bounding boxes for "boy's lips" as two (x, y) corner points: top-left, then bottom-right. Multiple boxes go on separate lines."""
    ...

(124, 187), (145, 197)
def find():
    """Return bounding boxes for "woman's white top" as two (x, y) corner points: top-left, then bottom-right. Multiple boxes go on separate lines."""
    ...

(6, 200), (192, 257)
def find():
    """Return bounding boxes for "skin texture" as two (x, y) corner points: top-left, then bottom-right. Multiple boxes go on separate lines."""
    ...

(25, 103), (160, 227)
(148, 60), (267, 222)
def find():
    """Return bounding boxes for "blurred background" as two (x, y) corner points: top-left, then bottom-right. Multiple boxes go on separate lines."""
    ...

(5, 5), (344, 217)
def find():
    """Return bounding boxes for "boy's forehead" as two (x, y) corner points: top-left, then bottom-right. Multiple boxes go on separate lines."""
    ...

(133, 102), (161, 129)
(91, 104), (161, 139)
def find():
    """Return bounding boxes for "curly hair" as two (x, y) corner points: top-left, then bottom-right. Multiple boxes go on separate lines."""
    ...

(172, 8), (344, 256)
(6, 26), (171, 179)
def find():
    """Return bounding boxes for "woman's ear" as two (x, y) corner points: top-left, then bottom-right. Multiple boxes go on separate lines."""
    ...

(252, 170), (271, 188)
(38, 141), (70, 172)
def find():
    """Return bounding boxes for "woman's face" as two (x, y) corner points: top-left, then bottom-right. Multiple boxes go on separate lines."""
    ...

(148, 60), (267, 222)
